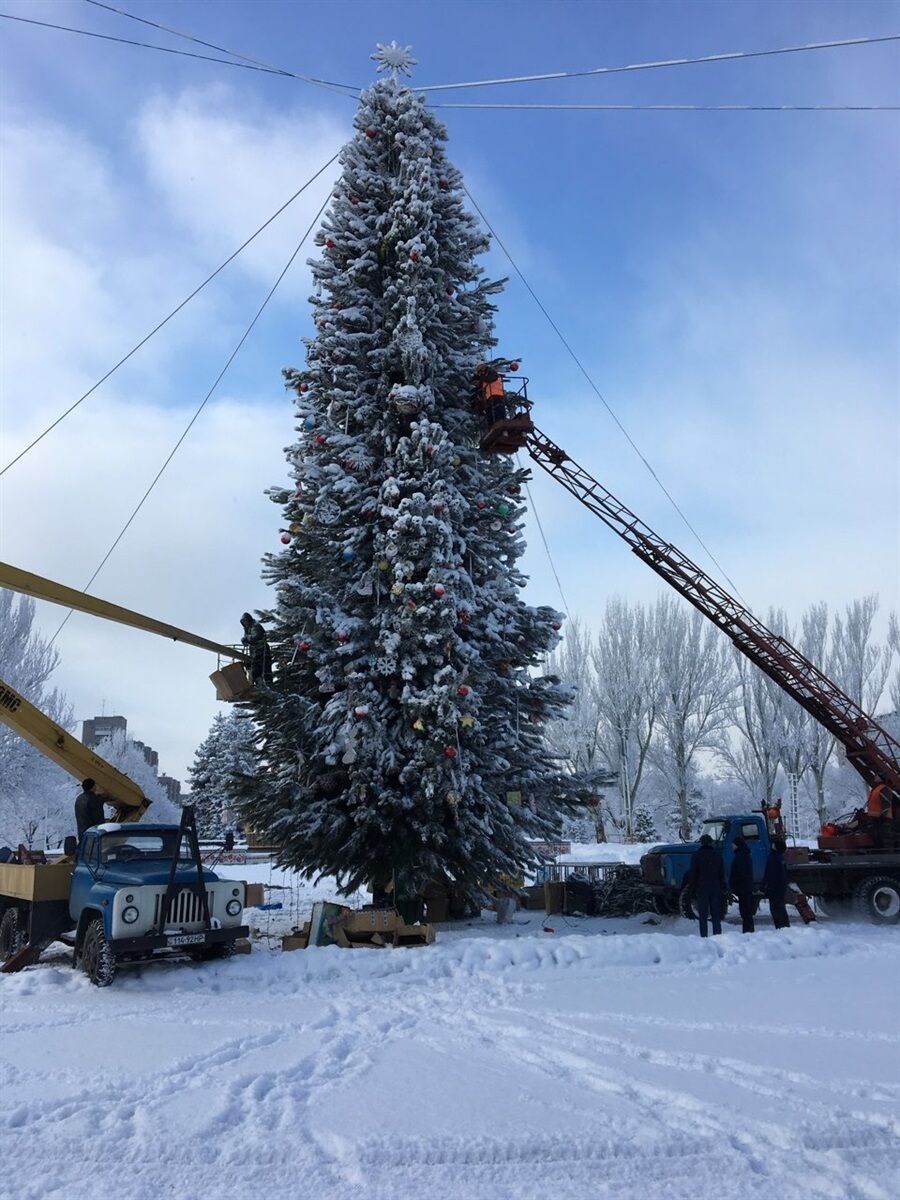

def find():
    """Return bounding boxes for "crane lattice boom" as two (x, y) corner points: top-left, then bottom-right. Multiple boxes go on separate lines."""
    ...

(524, 426), (900, 797)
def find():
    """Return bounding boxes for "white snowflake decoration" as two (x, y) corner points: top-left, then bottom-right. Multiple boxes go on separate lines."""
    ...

(371, 42), (417, 77)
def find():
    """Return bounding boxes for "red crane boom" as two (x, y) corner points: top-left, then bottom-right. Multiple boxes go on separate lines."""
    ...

(523, 425), (900, 800)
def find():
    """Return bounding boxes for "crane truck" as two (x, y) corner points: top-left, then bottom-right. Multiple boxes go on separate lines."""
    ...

(483, 370), (900, 924)
(0, 563), (254, 982)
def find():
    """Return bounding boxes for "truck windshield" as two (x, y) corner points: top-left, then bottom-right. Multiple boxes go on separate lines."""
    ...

(702, 821), (728, 844)
(99, 832), (193, 864)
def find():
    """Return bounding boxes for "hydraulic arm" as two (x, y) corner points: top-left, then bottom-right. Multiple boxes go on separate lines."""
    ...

(0, 561), (248, 664)
(524, 426), (900, 800)
(0, 677), (148, 821)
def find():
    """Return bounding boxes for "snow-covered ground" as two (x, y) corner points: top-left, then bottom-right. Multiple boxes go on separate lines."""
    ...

(1, 860), (898, 1200)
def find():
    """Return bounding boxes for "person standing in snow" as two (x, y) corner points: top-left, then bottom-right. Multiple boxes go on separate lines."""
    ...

(240, 613), (273, 685)
(729, 833), (755, 933)
(685, 833), (726, 937)
(763, 837), (791, 929)
(75, 778), (107, 842)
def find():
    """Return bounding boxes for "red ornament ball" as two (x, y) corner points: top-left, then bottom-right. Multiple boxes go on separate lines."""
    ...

(335, 633), (349, 644)
(280, 533), (291, 545)
(508, 361), (520, 372)
(456, 684), (469, 697)
(457, 610), (470, 624)
(433, 502), (444, 514)
(444, 746), (457, 759)
(325, 238), (334, 249)
(365, 127), (376, 138)
(438, 178), (449, 190)
(476, 500), (486, 510)
(350, 196), (359, 205)
(296, 640), (311, 652)
(299, 382), (309, 393)
(551, 621), (562, 631)
(314, 434), (326, 446)
(409, 250), (419, 262)
(434, 584), (445, 597)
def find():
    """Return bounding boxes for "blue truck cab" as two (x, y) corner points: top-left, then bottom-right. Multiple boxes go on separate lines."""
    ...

(70, 822), (248, 985)
(640, 814), (771, 916)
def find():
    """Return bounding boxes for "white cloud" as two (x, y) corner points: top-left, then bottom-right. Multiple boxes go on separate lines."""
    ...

(136, 84), (348, 295)
(0, 86), (342, 781)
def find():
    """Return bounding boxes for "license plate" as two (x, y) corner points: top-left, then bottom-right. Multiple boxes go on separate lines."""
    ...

(168, 932), (205, 947)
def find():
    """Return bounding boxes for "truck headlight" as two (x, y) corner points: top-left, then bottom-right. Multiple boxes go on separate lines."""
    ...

(225, 898), (242, 917)
(122, 906), (140, 924)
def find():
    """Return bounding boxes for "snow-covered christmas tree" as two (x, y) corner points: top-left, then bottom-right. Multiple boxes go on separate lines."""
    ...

(187, 712), (259, 836)
(242, 45), (573, 900)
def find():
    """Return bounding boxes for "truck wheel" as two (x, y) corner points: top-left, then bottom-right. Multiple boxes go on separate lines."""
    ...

(80, 918), (117, 987)
(855, 877), (900, 925)
(0, 908), (26, 962)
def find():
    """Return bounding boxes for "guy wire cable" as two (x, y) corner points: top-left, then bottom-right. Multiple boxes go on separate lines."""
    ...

(1, 151), (341, 477)
(49, 194), (329, 645)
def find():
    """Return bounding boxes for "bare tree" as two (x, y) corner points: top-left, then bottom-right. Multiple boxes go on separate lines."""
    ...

(716, 609), (789, 806)
(888, 612), (900, 715)
(651, 597), (735, 840)
(590, 598), (660, 838)
(831, 595), (891, 805)
(0, 591), (73, 848)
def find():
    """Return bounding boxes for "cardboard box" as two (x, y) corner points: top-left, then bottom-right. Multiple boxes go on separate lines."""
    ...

(339, 908), (402, 934)
(282, 922), (310, 952)
(521, 885), (546, 911)
(244, 883), (265, 907)
(393, 923), (435, 947)
(544, 881), (565, 915)
(309, 901), (352, 946)
(233, 938), (252, 955)
(209, 662), (252, 702)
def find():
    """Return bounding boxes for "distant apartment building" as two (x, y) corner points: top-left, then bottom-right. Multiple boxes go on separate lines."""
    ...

(81, 714), (181, 803)
(81, 715), (127, 749)
(158, 775), (182, 806)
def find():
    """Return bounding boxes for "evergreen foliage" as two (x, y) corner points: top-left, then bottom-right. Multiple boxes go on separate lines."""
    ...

(242, 54), (573, 897)
(187, 713), (258, 836)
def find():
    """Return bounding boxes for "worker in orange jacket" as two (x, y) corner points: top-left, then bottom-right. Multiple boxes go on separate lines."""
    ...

(474, 363), (507, 425)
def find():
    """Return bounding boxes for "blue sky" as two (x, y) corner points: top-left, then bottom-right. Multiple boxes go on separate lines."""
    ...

(1, 0), (898, 780)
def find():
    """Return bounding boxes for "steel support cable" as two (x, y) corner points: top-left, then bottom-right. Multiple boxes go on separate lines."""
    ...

(49, 194), (330, 646)
(432, 102), (899, 111)
(515, 453), (570, 619)
(1, 151), (340, 478)
(82, 0), (359, 97)
(0, 12), (292, 77)
(416, 33), (900, 92)
(465, 185), (746, 603)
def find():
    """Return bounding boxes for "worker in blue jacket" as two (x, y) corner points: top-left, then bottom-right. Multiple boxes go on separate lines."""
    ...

(764, 837), (791, 929)
(729, 832), (756, 933)
(685, 833), (726, 937)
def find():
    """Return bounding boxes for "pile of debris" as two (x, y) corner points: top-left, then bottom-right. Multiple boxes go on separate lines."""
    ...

(283, 903), (434, 951)
(558, 865), (653, 918)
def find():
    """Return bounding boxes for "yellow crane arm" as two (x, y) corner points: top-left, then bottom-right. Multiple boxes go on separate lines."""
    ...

(0, 561), (249, 664)
(0, 677), (149, 822)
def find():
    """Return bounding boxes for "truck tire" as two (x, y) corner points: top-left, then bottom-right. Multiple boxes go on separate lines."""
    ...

(0, 907), (26, 962)
(653, 894), (678, 916)
(854, 876), (900, 925)
(80, 918), (117, 987)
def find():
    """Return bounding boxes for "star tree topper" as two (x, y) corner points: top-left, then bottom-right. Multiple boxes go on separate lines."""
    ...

(371, 42), (417, 78)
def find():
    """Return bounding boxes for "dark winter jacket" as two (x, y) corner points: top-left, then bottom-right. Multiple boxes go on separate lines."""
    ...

(763, 850), (789, 900)
(75, 790), (106, 840)
(729, 839), (754, 897)
(241, 620), (268, 651)
(685, 844), (726, 896)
